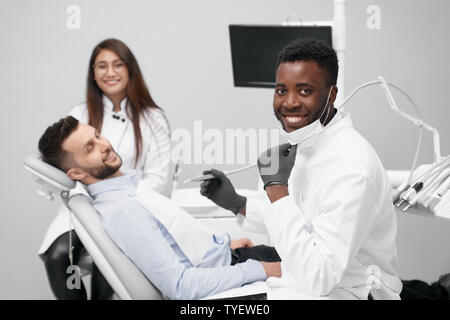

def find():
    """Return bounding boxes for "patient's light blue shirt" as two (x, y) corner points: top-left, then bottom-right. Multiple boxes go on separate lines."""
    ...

(86, 171), (266, 299)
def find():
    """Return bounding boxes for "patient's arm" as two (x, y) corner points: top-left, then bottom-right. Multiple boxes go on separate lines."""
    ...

(104, 209), (267, 300)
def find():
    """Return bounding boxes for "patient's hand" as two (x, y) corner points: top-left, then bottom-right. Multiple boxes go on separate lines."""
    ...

(260, 262), (282, 278)
(230, 238), (254, 250)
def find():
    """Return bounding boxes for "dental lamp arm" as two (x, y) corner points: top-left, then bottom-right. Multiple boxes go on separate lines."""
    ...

(377, 76), (441, 164)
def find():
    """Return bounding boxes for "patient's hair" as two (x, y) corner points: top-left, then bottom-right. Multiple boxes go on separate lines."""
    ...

(38, 116), (79, 172)
(277, 38), (338, 86)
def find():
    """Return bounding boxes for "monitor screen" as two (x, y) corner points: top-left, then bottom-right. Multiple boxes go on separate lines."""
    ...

(229, 25), (333, 88)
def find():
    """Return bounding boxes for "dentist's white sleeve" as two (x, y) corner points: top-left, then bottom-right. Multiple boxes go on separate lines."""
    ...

(262, 170), (379, 296)
(238, 178), (270, 235)
(239, 197), (270, 235)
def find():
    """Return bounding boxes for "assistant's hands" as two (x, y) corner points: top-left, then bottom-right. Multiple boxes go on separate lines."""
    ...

(200, 169), (247, 215)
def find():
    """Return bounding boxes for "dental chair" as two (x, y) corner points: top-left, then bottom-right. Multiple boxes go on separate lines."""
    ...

(25, 155), (269, 300)
(24, 155), (163, 300)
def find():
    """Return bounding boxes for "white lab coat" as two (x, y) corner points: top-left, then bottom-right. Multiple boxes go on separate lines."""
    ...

(38, 96), (171, 254)
(242, 110), (403, 300)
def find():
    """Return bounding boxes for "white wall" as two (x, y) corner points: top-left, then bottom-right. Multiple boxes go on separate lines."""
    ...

(1, 0), (449, 299)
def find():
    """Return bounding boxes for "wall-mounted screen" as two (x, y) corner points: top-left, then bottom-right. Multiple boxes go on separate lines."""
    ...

(229, 25), (332, 88)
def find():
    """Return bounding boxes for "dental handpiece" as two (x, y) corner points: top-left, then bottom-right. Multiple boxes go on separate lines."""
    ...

(397, 181), (423, 208)
(403, 168), (450, 211)
(400, 169), (445, 210)
(418, 170), (450, 208)
(410, 157), (450, 187)
(421, 175), (450, 209)
(393, 182), (410, 204)
(397, 158), (450, 207)
(183, 163), (257, 183)
(436, 175), (450, 197)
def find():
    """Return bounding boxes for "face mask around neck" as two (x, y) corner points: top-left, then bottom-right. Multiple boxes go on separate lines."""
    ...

(279, 86), (333, 146)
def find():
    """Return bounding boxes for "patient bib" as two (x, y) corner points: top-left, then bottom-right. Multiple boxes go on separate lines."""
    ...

(135, 181), (214, 267)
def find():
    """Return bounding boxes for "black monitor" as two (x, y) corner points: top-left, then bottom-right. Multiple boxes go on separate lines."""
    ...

(229, 25), (333, 88)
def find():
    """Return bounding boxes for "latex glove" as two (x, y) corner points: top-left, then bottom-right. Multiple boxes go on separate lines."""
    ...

(257, 143), (298, 189)
(199, 169), (247, 215)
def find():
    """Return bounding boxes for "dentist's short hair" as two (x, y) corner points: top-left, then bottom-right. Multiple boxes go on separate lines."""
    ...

(277, 38), (339, 86)
(38, 116), (79, 172)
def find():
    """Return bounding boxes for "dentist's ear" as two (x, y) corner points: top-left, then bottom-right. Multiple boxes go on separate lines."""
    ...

(67, 168), (87, 181)
(329, 85), (338, 106)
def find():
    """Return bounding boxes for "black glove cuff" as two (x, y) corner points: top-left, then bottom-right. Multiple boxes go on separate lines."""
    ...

(230, 195), (247, 215)
(263, 181), (288, 190)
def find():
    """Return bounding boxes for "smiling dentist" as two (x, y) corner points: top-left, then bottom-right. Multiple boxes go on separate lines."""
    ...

(201, 38), (402, 300)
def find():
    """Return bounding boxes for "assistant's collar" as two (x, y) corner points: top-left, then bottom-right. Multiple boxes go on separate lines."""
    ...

(86, 170), (138, 199)
(102, 95), (128, 116)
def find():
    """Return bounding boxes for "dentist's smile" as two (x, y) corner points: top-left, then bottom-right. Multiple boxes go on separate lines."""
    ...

(282, 114), (307, 123)
(280, 113), (310, 129)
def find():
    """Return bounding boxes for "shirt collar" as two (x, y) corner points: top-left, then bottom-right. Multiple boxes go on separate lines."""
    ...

(102, 95), (128, 116)
(86, 170), (138, 200)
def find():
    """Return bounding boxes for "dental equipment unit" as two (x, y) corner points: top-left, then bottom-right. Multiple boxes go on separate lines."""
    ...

(339, 76), (449, 217)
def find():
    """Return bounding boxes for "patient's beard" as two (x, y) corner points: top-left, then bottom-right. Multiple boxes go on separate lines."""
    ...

(91, 154), (123, 179)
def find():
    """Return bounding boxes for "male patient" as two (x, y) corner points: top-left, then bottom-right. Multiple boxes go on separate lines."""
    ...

(38, 116), (281, 300)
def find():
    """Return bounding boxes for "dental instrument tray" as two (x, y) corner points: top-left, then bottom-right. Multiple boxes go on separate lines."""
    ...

(171, 188), (261, 215)
(171, 188), (218, 214)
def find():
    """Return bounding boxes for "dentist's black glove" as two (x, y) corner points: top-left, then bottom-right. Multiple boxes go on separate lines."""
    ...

(200, 169), (247, 215)
(257, 143), (298, 190)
